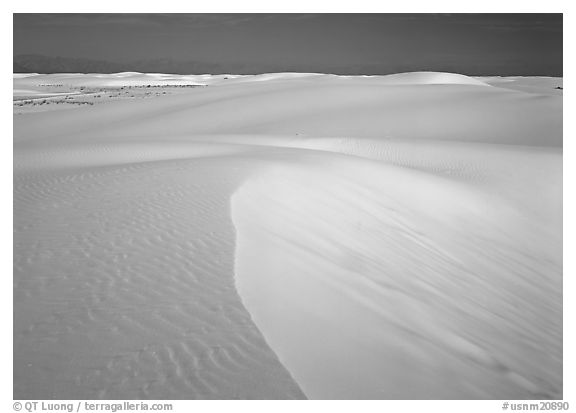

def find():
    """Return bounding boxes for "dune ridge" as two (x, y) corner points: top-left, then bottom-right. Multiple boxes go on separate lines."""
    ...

(231, 149), (561, 399)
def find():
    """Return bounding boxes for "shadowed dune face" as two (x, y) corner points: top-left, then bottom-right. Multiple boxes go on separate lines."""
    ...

(13, 72), (562, 399)
(231, 152), (561, 399)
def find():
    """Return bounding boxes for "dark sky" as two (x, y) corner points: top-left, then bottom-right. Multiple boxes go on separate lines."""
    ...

(13, 13), (563, 75)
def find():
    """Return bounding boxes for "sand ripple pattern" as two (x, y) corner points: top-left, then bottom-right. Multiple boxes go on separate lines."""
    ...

(14, 154), (305, 399)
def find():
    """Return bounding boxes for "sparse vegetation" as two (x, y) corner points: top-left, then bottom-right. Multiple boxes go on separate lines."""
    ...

(14, 83), (207, 114)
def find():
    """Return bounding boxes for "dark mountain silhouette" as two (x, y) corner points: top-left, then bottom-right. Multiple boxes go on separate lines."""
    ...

(12, 54), (407, 76)
(14, 55), (127, 74)
(13, 61), (31, 73)
(13, 54), (285, 75)
(16, 54), (561, 76)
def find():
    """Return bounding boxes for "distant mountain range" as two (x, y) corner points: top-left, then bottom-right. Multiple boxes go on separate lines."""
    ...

(13, 54), (435, 76)
(13, 54), (289, 75)
(14, 54), (562, 76)
(14, 55), (125, 73)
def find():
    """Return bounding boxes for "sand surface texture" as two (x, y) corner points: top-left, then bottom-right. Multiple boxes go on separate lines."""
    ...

(14, 72), (562, 399)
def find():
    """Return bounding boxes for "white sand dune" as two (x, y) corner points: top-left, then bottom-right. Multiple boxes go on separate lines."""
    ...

(376, 71), (491, 86)
(14, 72), (561, 147)
(13, 72), (246, 90)
(13, 89), (81, 101)
(14, 72), (207, 88)
(232, 149), (561, 399)
(13, 71), (562, 399)
(481, 76), (563, 95)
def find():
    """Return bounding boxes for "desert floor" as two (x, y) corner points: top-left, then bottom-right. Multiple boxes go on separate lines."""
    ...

(13, 71), (562, 399)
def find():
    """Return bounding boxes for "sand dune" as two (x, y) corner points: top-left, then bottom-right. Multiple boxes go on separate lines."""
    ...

(481, 76), (563, 95)
(376, 71), (490, 86)
(13, 72), (562, 399)
(232, 150), (561, 399)
(14, 155), (306, 399)
(14, 72), (561, 147)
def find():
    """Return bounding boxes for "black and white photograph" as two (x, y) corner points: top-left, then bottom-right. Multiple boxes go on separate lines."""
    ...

(11, 9), (567, 406)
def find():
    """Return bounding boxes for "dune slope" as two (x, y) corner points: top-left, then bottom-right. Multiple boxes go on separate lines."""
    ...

(232, 149), (561, 399)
